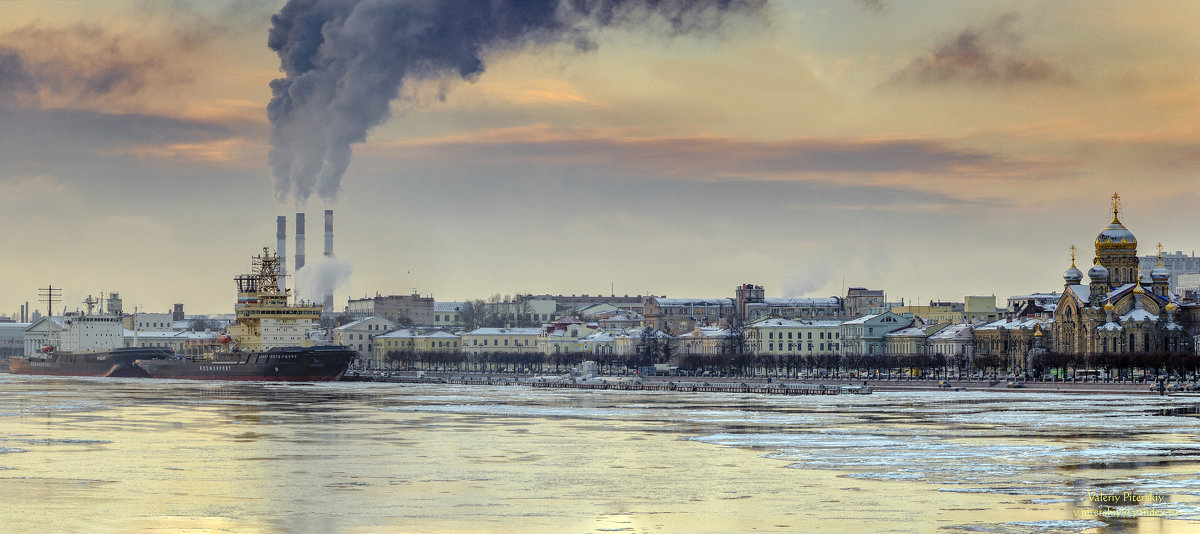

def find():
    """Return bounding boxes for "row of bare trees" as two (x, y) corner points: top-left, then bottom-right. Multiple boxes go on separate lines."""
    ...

(458, 294), (537, 331)
(381, 346), (1199, 379)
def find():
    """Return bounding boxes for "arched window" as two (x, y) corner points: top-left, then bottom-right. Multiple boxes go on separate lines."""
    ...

(1129, 333), (1136, 352)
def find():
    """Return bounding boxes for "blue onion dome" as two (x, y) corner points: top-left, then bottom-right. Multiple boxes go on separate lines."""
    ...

(1088, 264), (1109, 283)
(1151, 263), (1170, 282)
(1064, 265), (1084, 284)
(1096, 220), (1136, 249)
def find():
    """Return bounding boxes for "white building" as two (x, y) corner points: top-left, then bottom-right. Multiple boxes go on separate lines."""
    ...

(125, 312), (180, 332)
(840, 312), (913, 356)
(433, 302), (466, 327)
(883, 326), (929, 355)
(746, 318), (842, 357)
(22, 316), (63, 356)
(334, 316), (401, 360)
(927, 323), (974, 362)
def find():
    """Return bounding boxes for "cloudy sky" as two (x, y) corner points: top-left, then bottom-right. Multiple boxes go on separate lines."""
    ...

(2, 0), (1198, 316)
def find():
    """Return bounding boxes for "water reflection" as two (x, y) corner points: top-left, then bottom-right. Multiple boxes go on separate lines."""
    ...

(0, 376), (1198, 532)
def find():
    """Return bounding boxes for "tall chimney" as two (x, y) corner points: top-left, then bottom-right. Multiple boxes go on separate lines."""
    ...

(276, 215), (287, 291)
(295, 213), (306, 273)
(323, 209), (334, 312)
(324, 209), (334, 257)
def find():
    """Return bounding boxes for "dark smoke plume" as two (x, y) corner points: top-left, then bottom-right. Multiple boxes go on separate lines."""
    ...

(267, 0), (765, 204)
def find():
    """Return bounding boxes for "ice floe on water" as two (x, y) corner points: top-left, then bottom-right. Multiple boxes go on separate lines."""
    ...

(682, 391), (1200, 523)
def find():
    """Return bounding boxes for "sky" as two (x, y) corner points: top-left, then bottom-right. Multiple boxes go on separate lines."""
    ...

(1, 0), (1199, 316)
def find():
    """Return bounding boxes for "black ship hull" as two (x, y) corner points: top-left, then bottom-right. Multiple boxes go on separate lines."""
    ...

(135, 345), (353, 382)
(9, 347), (174, 378)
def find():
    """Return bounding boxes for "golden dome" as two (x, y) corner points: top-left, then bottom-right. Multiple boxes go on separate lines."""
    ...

(1133, 283), (1145, 295)
(1103, 301), (1114, 311)
(1096, 193), (1137, 250)
(1166, 302), (1177, 312)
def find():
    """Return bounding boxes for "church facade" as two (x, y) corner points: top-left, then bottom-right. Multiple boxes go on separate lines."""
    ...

(1052, 194), (1191, 355)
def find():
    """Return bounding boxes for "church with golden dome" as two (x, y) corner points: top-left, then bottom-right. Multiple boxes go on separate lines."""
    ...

(1052, 194), (1189, 354)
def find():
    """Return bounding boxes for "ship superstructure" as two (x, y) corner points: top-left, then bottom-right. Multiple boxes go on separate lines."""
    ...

(227, 247), (322, 351)
(135, 247), (352, 381)
(9, 293), (171, 377)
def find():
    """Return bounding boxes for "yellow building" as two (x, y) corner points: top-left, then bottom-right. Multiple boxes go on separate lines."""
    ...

(415, 331), (460, 352)
(964, 296), (1001, 324)
(371, 329), (416, 365)
(678, 326), (730, 356)
(461, 327), (541, 355)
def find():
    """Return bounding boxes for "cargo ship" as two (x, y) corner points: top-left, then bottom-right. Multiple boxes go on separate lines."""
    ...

(8, 295), (173, 377)
(135, 247), (353, 381)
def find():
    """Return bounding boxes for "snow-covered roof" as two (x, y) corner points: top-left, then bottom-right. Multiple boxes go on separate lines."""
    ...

(884, 327), (928, 338)
(654, 298), (733, 307)
(842, 314), (882, 325)
(23, 316), (64, 332)
(1097, 321), (1123, 332)
(582, 331), (617, 342)
(928, 324), (972, 341)
(624, 328), (672, 339)
(1066, 285), (1090, 305)
(464, 327), (542, 336)
(759, 297), (841, 306)
(375, 329), (416, 339)
(417, 331), (459, 339)
(337, 316), (395, 330)
(975, 318), (1048, 330)
(1008, 292), (1060, 301)
(749, 318), (843, 328)
(680, 327), (730, 338)
(600, 313), (643, 321)
(434, 302), (465, 312)
(749, 318), (807, 328)
(1120, 309), (1158, 323)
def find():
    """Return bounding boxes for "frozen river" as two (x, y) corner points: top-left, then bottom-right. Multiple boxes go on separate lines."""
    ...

(1, 375), (1198, 533)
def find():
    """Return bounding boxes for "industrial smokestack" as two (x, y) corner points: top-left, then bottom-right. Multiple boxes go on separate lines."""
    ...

(266, 0), (763, 205)
(295, 212), (306, 273)
(323, 209), (333, 312)
(276, 215), (287, 291)
(324, 209), (333, 257)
